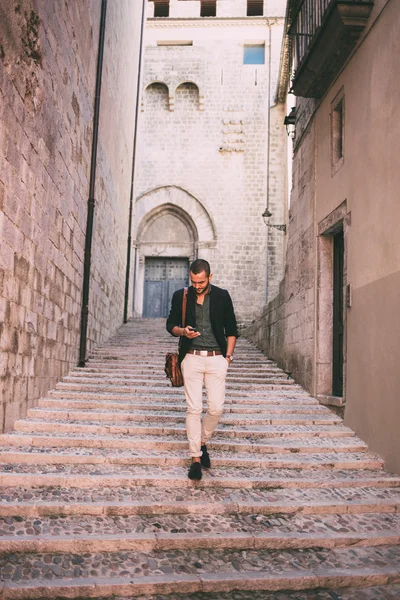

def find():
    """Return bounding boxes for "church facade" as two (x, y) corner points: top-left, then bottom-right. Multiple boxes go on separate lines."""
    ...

(134, 0), (287, 323)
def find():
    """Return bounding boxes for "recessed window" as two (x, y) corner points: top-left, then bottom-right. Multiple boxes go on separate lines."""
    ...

(247, 0), (263, 16)
(201, 0), (216, 17)
(331, 91), (345, 175)
(243, 44), (265, 65)
(153, 0), (169, 17)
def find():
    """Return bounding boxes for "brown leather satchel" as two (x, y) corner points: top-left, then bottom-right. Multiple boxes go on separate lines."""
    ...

(165, 288), (188, 387)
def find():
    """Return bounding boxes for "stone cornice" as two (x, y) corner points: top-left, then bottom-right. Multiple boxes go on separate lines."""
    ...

(146, 17), (284, 29)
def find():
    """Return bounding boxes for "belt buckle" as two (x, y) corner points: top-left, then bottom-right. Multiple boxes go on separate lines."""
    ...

(199, 350), (208, 357)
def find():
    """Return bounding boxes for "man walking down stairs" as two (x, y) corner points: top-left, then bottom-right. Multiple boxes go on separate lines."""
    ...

(0, 319), (399, 598)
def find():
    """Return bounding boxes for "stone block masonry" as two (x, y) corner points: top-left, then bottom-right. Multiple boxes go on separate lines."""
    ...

(135, 9), (287, 324)
(0, 1), (143, 431)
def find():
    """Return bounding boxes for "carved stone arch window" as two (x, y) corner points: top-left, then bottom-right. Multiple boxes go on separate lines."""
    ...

(143, 82), (169, 112)
(175, 82), (204, 112)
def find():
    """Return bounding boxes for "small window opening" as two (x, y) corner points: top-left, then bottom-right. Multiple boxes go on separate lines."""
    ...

(331, 94), (345, 174)
(153, 0), (170, 17)
(243, 44), (265, 65)
(201, 0), (217, 16)
(247, 0), (263, 16)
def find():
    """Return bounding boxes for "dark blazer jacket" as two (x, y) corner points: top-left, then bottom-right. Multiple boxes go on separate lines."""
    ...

(166, 285), (238, 363)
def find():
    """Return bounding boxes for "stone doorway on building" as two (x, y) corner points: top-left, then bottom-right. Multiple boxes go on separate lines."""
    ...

(317, 201), (349, 407)
(332, 231), (344, 396)
(132, 186), (217, 318)
(143, 257), (189, 318)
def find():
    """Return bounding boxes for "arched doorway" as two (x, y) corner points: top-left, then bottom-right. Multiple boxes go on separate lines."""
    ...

(133, 186), (216, 317)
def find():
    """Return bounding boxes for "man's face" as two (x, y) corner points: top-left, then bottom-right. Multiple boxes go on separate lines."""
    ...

(190, 270), (212, 295)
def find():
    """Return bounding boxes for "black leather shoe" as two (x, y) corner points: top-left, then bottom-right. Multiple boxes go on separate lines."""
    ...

(188, 461), (202, 480)
(200, 444), (211, 469)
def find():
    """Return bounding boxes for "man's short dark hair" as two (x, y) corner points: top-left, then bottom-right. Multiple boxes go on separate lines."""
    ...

(190, 259), (210, 276)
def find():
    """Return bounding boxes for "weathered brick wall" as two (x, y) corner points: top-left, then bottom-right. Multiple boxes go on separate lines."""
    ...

(135, 14), (286, 323)
(0, 0), (142, 430)
(245, 110), (316, 391)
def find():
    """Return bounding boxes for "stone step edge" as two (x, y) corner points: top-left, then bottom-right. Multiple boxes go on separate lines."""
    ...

(0, 567), (399, 599)
(16, 417), (342, 431)
(47, 391), (313, 402)
(0, 451), (378, 469)
(55, 383), (300, 391)
(0, 437), (367, 455)
(0, 530), (399, 555)
(10, 422), (359, 440)
(0, 472), (398, 490)
(0, 498), (398, 518)
(0, 432), (359, 451)
(27, 408), (338, 421)
(38, 399), (324, 412)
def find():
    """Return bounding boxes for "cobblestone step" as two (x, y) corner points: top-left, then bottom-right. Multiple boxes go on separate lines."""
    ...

(0, 515), (400, 554)
(55, 381), (301, 393)
(47, 389), (311, 402)
(0, 449), (376, 469)
(72, 368), (287, 378)
(10, 420), (366, 440)
(96, 585), (400, 600)
(0, 433), (366, 454)
(65, 374), (293, 384)
(1, 485), (399, 518)
(25, 408), (341, 426)
(21, 411), (342, 429)
(0, 468), (395, 491)
(0, 546), (399, 598)
(38, 397), (326, 414)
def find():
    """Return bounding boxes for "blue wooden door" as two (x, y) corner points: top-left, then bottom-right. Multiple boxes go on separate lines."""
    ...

(144, 258), (189, 318)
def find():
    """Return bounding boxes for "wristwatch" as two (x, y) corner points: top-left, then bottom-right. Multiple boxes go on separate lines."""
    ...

(226, 354), (233, 361)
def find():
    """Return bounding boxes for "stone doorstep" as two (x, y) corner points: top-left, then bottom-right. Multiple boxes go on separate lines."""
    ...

(0, 530), (399, 555)
(0, 567), (399, 599)
(0, 436), (367, 455)
(9, 422), (362, 440)
(38, 399), (326, 414)
(0, 472), (398, 490)
(0, 498), (399, 518)
(0, 451), (377, 469)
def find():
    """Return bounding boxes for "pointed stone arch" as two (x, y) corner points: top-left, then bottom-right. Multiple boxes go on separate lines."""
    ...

(133, 185), (217, 316)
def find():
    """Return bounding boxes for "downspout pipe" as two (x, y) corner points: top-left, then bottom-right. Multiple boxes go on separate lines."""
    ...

(265, 22), (272, 303)
(78, 0), (107, 367)
(123, 0), (147, 323)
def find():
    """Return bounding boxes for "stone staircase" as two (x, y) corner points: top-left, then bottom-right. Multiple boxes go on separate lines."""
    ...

(0, 319), (399, 599)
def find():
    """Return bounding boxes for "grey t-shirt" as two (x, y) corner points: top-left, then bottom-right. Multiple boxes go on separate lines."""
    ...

(191, 292), (220, 350)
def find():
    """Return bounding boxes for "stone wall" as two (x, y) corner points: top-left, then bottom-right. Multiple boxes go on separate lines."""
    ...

(0, 0), (143, 430)
(245, 112), (316, 391)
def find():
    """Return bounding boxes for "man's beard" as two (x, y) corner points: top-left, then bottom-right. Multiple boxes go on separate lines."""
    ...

(194, 282), (209, 295)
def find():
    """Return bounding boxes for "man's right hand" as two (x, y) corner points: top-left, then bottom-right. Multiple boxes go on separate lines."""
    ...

(183, 326), (201, 339)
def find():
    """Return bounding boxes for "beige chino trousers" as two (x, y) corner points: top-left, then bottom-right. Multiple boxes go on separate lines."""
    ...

(181, 352), (229, 458)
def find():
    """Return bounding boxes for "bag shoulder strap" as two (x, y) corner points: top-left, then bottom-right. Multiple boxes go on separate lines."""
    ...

(182, 287), (188, 327)
(178, 288), (188, 349)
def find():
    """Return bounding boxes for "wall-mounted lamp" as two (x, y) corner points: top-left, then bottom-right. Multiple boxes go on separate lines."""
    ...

(284, 106), (296, 139)
(262, 209), (286, 233)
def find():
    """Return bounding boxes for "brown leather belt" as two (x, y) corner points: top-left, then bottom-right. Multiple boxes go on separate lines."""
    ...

(187, 349), (222, 357)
